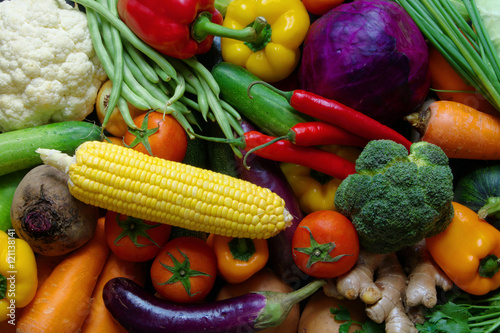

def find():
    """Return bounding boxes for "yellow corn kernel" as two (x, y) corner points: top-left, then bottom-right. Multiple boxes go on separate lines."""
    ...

(37, 141), (292, 239)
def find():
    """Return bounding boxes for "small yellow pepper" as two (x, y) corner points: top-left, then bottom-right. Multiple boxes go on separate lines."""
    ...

(426, 202), (500, 296)
(207, 234), (269, 284)
(221, 0), (310, 83)
(0, 230), (37, 322)
(280, 145), (361, 214)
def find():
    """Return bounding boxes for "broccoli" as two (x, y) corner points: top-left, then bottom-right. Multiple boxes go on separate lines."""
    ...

(334, 140), (454, 254)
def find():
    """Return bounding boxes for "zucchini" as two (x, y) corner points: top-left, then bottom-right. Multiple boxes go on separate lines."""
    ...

(0, 168), (31, 232)
(0, 121), (102, 177)
(211, 62), (311, 137)
(454, 163), (500, 229)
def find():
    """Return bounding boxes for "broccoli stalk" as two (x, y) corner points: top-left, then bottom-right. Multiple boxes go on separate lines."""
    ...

(334, 140), (454, 254)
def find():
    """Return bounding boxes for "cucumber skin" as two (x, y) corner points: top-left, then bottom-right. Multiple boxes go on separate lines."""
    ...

(211, 62), (311, 137)
(0, 121), (102, 177)
(0, 168), (30, 232)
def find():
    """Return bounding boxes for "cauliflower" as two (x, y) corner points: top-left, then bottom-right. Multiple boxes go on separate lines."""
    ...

(0, 0), (107, 132)
(334, 140), (455, 254)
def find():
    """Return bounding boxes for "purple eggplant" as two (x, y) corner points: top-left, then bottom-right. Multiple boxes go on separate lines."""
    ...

(235, 119), (311, 289)
(103, 277), (325, 333)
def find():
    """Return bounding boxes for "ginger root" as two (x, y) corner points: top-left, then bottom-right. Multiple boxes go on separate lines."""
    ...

(399, 240), (453, 308)
(366, 253), (417, 333)
(322, 242), (454, 333)
(324, 249), (385, 304)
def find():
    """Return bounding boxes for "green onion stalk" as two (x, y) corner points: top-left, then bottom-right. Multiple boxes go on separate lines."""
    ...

(395, 0), (500, 113)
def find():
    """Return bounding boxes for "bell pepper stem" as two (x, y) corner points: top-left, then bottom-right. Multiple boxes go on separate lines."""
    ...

(478, 197), (500, 220)
(479, 254), (500, 278)
(192, 12), (268, 43)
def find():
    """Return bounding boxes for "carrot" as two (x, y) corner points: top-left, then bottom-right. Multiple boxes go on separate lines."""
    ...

(80, 252), (148, 333)
(16, 217), (109, 333)
(35, 254), (67, 289)
(406, 99), (500, 160)
(428, 45), (497, 116)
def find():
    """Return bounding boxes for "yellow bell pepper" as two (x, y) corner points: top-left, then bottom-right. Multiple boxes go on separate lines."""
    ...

(426, 202), (500, 296)
(0, 230), (37, 323)
(221, 0), (310, 83)
(280, 145), (361, 214)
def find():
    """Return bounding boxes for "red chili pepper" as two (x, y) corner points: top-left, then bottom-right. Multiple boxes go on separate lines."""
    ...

(248, 82), (412, 151)
(243, 131), (356, 180)
(289, 121), (369, 147)
(117, 0), (269, 59)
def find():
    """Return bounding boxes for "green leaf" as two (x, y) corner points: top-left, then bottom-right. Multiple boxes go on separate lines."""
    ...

(114, 214), (161, 248)
(294, 226), (351, 268)
(156, 247), (211, 297)
(331, 305), (352, 321)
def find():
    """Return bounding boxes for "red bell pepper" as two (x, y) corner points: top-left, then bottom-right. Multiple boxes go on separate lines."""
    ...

(117, 0), (268, 59)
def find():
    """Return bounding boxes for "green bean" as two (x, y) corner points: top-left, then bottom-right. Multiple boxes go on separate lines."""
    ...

(182, 57), (221, 96)
(99, 0), (124, 129)
(168, 73), (186, 106)
(122, 39), (160, 84)
(157, 104), (195, 139)
(219, 99), (241, 121)
(87, 3), (150, 112)
(120, 59), (167, 112)
(168, 58), (209, 117)
(123, 53), (177, 112)
(117, 96), (137, 130)
(72, 0), (179, 82)
(86, 8), (140, 129)
(198, 77), (237, 153)
(153, 63), (172, 82)
(177, 95), (201, 112)
(226, 112), (245, 137)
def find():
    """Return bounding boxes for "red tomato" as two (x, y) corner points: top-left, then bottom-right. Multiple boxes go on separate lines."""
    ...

(123, 111), (188, 162)
(150, 236), (217, 303)
(104, 210), (172, 262)
(292, 210), (359, 278)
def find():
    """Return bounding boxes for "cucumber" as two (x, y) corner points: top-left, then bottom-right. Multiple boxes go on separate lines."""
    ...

(0, 168), (31, 232)
(0, 121), (102, 177)
(211, 62), (311, 137)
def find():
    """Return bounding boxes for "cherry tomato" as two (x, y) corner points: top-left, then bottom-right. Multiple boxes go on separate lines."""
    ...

(123, 110), (188, 162)
(292, 210), (359, 278)
(104, 210), (172, 262)
(150, 236), (217, 303)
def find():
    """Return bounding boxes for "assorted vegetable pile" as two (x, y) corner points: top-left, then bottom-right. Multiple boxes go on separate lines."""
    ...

(3, 0), (500, 332)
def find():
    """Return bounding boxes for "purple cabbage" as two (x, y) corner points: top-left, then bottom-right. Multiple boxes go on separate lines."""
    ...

(298, 0), (430, 124)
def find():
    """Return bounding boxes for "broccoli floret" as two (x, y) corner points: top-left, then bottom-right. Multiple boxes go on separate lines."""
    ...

(334, 140), (454, 254)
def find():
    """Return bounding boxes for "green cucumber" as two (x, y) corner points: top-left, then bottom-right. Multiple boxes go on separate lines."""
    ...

(0, 168), (31, 232)
(211, 62), (311, 137)
(0, 121), (102, 177)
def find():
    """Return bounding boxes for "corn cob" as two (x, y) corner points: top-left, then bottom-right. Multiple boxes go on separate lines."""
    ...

(36, 141), (292, 239)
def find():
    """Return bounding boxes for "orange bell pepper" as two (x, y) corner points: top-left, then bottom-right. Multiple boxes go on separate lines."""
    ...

(207, 234), (269, 284)
(426, 202), (500, 295)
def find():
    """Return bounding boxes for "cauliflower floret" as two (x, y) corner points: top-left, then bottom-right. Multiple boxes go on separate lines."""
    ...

(0, 0), (107, 132)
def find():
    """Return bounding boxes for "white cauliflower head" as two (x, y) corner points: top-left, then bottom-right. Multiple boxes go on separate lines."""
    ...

(0, 0), (107, 132)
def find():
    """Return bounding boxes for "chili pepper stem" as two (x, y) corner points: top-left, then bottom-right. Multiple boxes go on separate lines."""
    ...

(187, 130), (293, 169)
(248, 80), (293, 101)
(191, 13), (268, 43)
